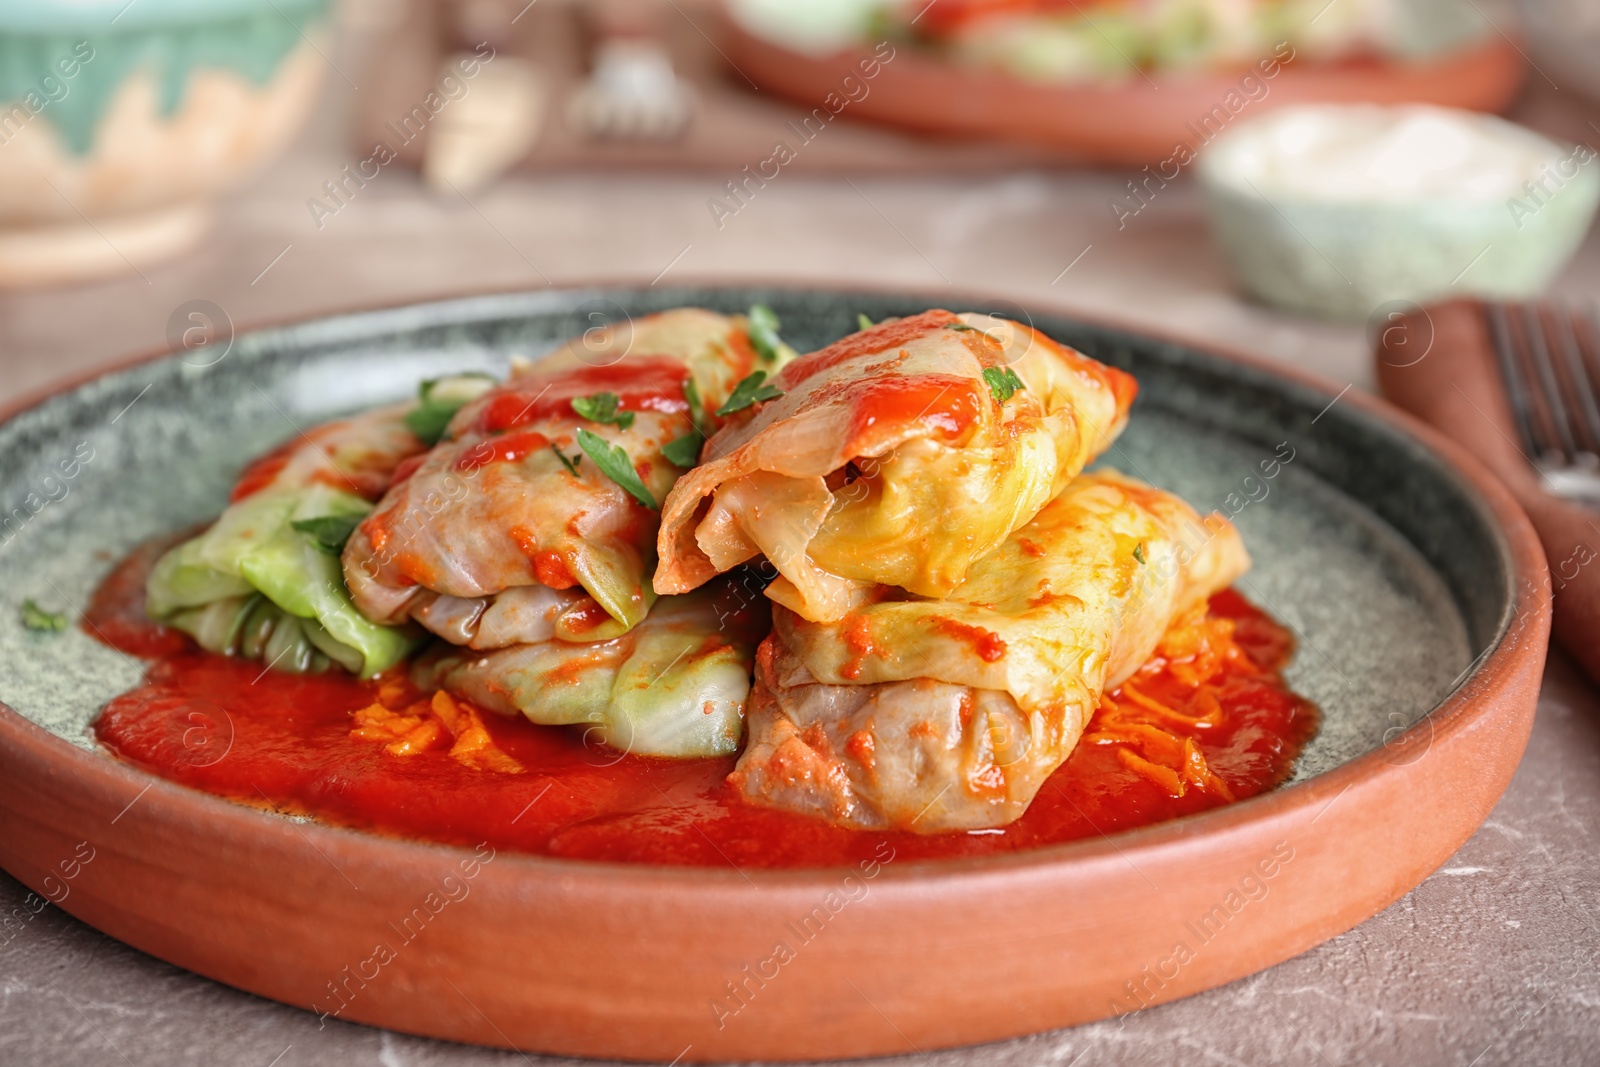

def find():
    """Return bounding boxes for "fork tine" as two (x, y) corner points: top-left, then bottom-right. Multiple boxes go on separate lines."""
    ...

(1486, 303), (1544, 460)
(1552, 307), (1600, 456)
(1521, 303), (1580, 459)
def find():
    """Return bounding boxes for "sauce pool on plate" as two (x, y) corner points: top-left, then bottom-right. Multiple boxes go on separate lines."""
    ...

(87, 545), (1317, 869)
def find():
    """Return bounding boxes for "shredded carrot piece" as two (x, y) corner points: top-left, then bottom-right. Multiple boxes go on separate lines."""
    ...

(1118, 680), (1222, 728)
(1158, 611), (1258, 687)
(1087, 721), (1188, 763)
(435, 692), (525, 774)
(1115, 748), (1184, 795)
(1091, 610), (1247, 799)
(348, 690), (524, 773)
(389, 718), (446, 756)
(1179, 737), (1234, 801)
(430, 690), (465, 732)
(350, 702), (432, 749)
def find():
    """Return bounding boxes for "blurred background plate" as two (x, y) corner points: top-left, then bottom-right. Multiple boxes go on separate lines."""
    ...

(721, 23), (1525, 165)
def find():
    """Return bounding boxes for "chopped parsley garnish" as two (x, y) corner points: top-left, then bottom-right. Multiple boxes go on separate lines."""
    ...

(1133, 542), (1147, 564)
(576, 428), (656, 510)
(291, 515), (363, 554)
(663, 433), (702, 469)
(945, 322), (980, 332)
(982, 366), (1026, 404)
(683, 377), (711, 436)
(664, 377), (714, 469)
(20, 598), (67, 632)
(717, 371), (784, 417)
(570, 391), (635, 430)
(747, 304), (784, 363)
(405, 401), (455, 446)
(406, 372), (496, 446)
(857, 313), (875, 332)
(551, 443), (582, 476)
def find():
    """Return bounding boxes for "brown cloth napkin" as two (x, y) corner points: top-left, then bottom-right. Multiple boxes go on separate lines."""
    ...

(1377, 299), (1599, 683)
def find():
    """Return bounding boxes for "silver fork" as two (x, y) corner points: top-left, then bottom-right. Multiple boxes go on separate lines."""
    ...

(1487, 302), (1600, 506)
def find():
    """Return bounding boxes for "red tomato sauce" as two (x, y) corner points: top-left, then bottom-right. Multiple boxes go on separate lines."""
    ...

(779, 309), (958, 387)
(229, 441), (298, 502)
(88, 548), (1316, 869)
(388, 453), (426, 486)
(453, 430), (552, 473)
(472, 358), (689, 435)
(845, 375), (984, 451)
(933, 617), (1008, 662)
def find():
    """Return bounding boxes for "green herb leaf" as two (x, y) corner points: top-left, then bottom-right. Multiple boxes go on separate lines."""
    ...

(551, 443), (582, 476)
(982, 366), (1026, 404)
(291, 515), (363, 554)
(945, 322), (980, 332)
(20, 598), (67, 632)
(1133, 542), (1147, 565)
(717, 371), (784, 417)
(666, 378), (712, 468)
(682, 377), (710, 437)
(663, 433), (702, 469)
(576, 428), (656, 510)
(571, 391), (636, 430)
(857, 313), (875, 332)
(405, 403), (454, 446)
(406, 372), (496, 446)
(747, 304), (783, 363)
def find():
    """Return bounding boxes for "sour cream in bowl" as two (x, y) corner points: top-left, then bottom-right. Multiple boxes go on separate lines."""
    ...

(1197, 104), (1600, 318)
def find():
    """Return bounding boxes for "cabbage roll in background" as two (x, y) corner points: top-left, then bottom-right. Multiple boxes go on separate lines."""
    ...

(654, 310), (1137, 623)
(145, 376), (493, 677)
(414, 574), (770, 758)
(343, 308), (787, 649)
(730, 471), (1249, 832)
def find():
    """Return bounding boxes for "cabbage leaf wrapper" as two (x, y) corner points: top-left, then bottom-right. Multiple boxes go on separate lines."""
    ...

(343, 308), (779, 649)
(414, 573), (771, 758)
(730, 471), (1250, 831)
(146, 379), (492, 677)
(655, 310), (1138, 623)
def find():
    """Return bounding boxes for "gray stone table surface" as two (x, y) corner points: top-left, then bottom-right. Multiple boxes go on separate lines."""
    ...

(2, 18), (1599, 1067)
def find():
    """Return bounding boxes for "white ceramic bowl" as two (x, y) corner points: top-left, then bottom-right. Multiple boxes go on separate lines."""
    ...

(1197, 103), (1600, 319)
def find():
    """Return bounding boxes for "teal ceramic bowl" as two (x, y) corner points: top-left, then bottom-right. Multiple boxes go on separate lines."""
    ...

(1198, 104), (1600, 320)
(0, 0), (329, 286)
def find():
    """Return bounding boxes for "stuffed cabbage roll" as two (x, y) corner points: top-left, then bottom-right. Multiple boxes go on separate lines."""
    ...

(145, 378), (493, 677)
(654, 310), (1137, 623)
(729, 471), (1249, 832)
(414, 574), (770, 758)
(343, 307), (786, 648)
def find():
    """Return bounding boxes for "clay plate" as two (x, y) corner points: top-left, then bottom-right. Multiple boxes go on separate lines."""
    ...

(720, 22), (1525, 166)
(0, 287), (1549, 1062)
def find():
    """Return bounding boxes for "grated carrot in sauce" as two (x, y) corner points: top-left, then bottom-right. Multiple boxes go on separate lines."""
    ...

(1088, 607), (1253, 801)
(351, 682), (524, 774)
